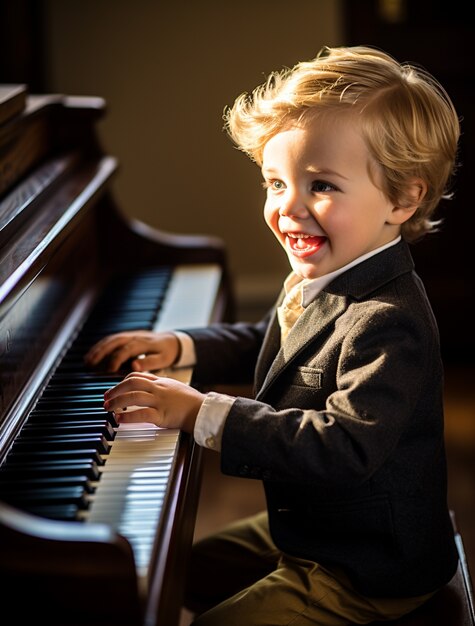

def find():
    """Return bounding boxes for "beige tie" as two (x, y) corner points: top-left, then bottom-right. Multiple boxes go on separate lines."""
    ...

(277, 281), (306, 343)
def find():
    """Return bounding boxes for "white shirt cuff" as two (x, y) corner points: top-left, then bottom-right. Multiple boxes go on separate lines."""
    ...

(173, 331), (197, 368)
(194, 392), (235, 451)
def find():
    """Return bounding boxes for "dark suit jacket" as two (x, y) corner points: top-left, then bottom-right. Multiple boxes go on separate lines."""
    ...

(184, 240), (458, 598)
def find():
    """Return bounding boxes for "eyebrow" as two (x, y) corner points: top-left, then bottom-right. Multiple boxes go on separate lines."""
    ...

(309, 167), (349, 181)
(262, 166), (349, 181)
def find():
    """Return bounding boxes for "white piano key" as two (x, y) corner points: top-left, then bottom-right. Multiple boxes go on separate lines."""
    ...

(92, 485), (169, 496)
(96, 479), (168, 493)
(96, 469), (171, 478)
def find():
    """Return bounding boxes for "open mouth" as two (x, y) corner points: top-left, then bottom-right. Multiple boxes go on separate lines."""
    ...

(286, 233), (327, 258)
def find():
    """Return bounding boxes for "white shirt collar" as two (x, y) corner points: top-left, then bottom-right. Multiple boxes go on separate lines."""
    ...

(283, 236), (402, 307)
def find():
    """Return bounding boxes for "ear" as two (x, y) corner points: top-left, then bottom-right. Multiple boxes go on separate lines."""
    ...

(387, 178), (427, 225)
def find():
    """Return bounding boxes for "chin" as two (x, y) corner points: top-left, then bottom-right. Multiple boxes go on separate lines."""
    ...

(289, 264), (315, 281)
(288, 256), (317, 277)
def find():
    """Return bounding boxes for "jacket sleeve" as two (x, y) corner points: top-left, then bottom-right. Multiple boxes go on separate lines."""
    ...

(178, 312), (272, 386)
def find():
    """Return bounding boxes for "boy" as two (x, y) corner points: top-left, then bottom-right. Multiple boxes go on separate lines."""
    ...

(86, 46), (461, 624)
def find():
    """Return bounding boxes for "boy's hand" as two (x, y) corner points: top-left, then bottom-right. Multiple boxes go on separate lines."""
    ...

(84, 330), (181, 373)
(103, 371), (205, 433)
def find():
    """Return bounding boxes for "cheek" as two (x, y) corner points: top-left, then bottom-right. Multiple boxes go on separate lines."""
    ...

(263, 204), (286, 247)
(315, 201), (351, 234)
(263, 200), (279, 231)
(310, 198), (333, 222)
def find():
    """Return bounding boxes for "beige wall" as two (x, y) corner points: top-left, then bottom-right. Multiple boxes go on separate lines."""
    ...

(43, 0), (343, 311)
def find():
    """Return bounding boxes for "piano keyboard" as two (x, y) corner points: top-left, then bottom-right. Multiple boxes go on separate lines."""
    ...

(85, 264), (221, 579)
(0, 263), (221, 580)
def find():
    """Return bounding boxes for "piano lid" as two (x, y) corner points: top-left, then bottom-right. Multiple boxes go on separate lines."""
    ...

(0, 84), (27, 125)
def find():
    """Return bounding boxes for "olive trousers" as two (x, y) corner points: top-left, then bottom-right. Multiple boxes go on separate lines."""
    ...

(184, 512), (435, 626)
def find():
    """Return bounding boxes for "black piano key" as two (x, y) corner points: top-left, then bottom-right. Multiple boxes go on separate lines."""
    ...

(19, 503), (85, 521)
(0, 475), (95, 493)
(1, 486), (90, 509)
(27, 412), (119, 428)
(41, 383), (116, 395)
(93, 297), (163, 307)
(54, 356), (130, 375)
(7, 448), (106, 464)
(34, 396), (107, 410)
(48, 373), (123, 383)
(35, 393), (105, 402)
(12, 434), (111, 454)
(29, 408), (116, 421)
(22, 421), (116, 440)
(42, 386), (119, 397)
(46, 373), (119, 382)
(81, 309), (160, 324)
(82, 307), (158, 318)
(0, 461), (101, 480)
(24, 417), (114, 425)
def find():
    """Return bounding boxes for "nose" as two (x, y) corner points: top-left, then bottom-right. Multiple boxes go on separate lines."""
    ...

(278, 188), (309, 219)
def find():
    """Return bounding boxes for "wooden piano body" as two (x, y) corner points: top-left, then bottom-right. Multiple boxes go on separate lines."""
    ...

(0, 85), (233, 625)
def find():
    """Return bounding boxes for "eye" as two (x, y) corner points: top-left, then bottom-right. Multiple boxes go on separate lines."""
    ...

(262, 179), (286, 192)
(311, 180), (336, 193)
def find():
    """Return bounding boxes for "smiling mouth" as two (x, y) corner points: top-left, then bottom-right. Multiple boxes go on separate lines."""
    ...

(286, 233), (327, 258)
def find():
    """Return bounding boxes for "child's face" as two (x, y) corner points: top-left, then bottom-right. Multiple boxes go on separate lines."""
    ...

(261, 113), (400, 280)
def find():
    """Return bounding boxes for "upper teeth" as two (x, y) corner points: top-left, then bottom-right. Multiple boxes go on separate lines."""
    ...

(288, 233), (310, 238)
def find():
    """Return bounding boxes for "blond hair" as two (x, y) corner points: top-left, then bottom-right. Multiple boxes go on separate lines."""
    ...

(224, 45), (460, 242)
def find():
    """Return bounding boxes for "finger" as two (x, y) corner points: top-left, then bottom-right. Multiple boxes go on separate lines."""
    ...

(85, 334), (133, 365)
(124, 370), (160, 381)
(115, 407), (163, 426)
(104, 389), (155, 414)
(105, 341), (148, 372)
(130, 354), (167, 372)
(104, 374), (159, 404)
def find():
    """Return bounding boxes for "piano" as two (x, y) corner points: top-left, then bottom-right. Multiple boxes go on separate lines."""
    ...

(0, 84), (233, 625)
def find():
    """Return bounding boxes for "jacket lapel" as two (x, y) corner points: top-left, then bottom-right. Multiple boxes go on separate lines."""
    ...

(255, 290), (346, 400)
(254, 295), (283, 392)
